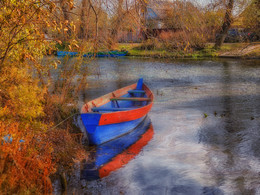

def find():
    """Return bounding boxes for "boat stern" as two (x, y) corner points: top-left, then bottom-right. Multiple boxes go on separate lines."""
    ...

(81, 113), (102, 144)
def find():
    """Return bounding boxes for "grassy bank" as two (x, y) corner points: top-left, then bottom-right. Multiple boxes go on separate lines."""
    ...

(117, 42), (260, 59)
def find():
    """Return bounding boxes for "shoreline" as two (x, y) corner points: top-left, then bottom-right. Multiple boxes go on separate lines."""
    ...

(118, 42), (260, 60)
(127, 53), (260, 60)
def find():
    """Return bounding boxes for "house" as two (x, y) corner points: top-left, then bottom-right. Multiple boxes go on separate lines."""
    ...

(144, 1), (182, 39)
(117, 0), (186, 42)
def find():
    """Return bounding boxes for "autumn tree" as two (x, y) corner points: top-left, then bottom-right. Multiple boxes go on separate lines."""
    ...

(213, 0), (253, 48)
(214, 0), (234, 48)
(204, 6), (225, 41)
(241, 0), (259, 35)
(0, 0), (81, 193)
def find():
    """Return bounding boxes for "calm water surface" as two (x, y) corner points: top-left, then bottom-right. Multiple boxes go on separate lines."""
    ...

(60, 57), (260, 194)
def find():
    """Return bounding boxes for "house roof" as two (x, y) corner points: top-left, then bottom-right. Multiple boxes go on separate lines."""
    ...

(146, 7), (159, 20)
(146, 1), (173, 20)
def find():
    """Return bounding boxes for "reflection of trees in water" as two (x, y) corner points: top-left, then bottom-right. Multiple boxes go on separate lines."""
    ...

(78, 58), (137, 106)
(81, 58), (149, 100)
(199, 61), (260, 194)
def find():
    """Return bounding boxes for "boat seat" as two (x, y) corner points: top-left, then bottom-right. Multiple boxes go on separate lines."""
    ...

(110, 97), (151, 101)
(92, 107), (133, 112)
(128, 90), (145, 94)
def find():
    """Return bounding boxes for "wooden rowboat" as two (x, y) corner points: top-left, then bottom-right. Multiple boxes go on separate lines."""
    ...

(80, 78), (153, 145)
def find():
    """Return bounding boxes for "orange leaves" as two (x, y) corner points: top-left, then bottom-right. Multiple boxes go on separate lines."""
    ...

(71, 22), (76, 32)
(68, 1), (75, 10)
(68, 44), (72, 51)
(49, 2), (56, 13)
(64, 20), (69, 25)
(0, 121), (55, 194)
(73, 43), (79, 48)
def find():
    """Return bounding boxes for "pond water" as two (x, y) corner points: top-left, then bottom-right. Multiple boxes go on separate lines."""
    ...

(58, 57), (260, 194)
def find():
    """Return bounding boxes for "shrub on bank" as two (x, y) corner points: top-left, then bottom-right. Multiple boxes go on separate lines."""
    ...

(137, 30), (207, 53)
(0, 122), (54, 194)
(135, 38), (163, 51)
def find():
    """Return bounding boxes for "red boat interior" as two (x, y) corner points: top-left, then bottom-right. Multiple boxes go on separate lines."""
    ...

(81, 78), (153, 113)
(91, 79), (150, 113)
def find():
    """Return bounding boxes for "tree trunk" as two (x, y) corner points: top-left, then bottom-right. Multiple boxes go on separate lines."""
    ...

(88, 0), (98, 52)
(214, 0), (234, 49)
(140, 0), (148, 40)
(61, 2), (69, 22)
(110, 0), (124, 43)
(60, 0), (71, 40)
(79, 0), (88, 40)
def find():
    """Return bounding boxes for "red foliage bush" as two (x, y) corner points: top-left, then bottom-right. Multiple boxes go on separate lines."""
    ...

(159, 31), (206, 51)
(0, 122), (55, 194)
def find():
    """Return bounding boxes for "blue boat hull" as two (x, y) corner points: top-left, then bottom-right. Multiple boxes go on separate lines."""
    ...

(81, 114), (146, 145)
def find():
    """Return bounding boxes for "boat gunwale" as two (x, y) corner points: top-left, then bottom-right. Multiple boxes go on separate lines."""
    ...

(81, 83), (154, 115)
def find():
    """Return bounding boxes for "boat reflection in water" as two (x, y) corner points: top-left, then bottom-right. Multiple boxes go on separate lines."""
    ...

(81, 117), (154, 181)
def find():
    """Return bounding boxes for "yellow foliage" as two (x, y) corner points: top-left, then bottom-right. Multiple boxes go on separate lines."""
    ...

(241, 0), (259, 30)
(0, 1), (65, 193)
